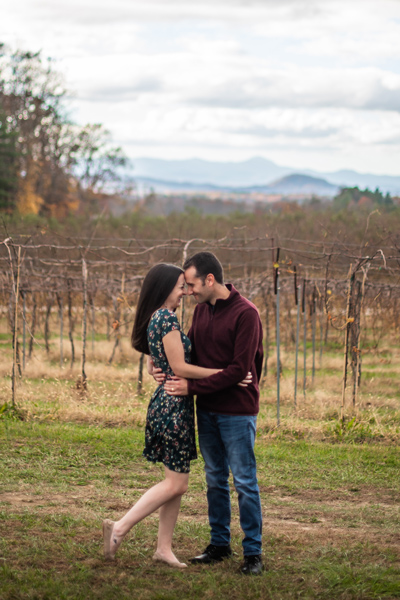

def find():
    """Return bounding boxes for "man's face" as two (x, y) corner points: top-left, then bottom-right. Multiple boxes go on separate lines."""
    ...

(184, 266), (213, 304)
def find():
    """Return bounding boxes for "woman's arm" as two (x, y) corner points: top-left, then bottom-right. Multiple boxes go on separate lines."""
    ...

(163, 330), (221, 379)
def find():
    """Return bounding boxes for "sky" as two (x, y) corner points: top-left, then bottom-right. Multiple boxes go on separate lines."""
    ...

(2, 0), (400, 175)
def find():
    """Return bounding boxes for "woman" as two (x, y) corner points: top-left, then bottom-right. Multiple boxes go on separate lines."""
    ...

(102, 263), (226, 568)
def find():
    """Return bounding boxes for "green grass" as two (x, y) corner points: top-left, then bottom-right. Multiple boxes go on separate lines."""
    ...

(1, 314), (400, 598)
(1, 421), (399, 600)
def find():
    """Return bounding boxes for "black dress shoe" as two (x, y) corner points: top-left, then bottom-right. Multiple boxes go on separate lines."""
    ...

(240, 555), (263, 575)
(190, 544), (232, 564)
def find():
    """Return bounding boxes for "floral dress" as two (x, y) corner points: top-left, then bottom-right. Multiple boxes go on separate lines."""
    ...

(143, 308), (197, 473)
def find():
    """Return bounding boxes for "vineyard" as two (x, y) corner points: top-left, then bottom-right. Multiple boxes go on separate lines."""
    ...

(1, 228), (400, 600)
(2, 231), (400, 431)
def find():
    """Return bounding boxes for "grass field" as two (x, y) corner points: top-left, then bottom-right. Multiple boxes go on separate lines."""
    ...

(1, 334), (400, 599)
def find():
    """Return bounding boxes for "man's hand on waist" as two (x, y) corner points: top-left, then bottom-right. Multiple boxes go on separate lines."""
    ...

(164, 372), (252, 397)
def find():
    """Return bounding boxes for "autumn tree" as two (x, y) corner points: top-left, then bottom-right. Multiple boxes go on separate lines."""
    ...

(0, 106), (19, 211)
(72, 123), (130, 212)
(0, 44), (130, 217)
(0, 46), (69, 214)
(333, 186), (393, 210)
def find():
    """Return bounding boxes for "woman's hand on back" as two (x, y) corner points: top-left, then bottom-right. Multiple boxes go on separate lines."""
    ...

(238, 371), (252, 387)
(164, 376), (188, 397)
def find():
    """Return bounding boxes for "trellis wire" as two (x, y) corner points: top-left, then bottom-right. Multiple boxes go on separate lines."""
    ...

(1, 236), (400, 424)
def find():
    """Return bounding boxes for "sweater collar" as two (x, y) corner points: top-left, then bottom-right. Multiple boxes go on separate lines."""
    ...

(207, 283), (238, 309)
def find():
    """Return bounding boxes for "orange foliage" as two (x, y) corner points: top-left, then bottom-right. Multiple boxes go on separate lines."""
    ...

(358, 195), (373, 208)
(16, 176), (44, 215)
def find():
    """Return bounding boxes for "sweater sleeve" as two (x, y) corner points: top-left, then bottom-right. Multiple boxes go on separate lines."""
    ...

(187, 308), (262, 396)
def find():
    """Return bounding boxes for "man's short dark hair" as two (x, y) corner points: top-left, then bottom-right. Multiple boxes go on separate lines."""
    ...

(183, 251), (224, 285)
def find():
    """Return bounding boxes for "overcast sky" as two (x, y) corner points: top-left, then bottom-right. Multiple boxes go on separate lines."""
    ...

(2, 0), (400, 174)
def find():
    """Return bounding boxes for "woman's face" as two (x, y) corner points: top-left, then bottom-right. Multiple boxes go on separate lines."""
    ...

(164, 273), (186, 310)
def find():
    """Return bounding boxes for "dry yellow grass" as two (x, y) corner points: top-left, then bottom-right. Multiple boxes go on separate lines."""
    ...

(1, 322), (399, 442)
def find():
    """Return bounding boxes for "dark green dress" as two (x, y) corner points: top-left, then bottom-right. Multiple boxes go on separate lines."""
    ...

(143, 308), (197, 473)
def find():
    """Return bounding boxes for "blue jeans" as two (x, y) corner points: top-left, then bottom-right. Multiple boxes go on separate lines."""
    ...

(197, 409), (262, 556)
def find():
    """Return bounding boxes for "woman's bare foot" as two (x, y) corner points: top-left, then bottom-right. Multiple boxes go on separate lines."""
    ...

(152, 550), (187, 568)
(103, 519), (124, 560)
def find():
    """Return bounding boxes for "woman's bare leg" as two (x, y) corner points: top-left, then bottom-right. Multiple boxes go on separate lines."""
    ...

(155, 494), (184, 563)
(104, 467), (189, 559)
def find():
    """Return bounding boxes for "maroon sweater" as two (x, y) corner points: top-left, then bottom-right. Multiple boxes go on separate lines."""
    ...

(187, 284), (263, 416)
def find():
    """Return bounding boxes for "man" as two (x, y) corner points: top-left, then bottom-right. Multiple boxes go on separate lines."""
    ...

(163, 251), (264, 575)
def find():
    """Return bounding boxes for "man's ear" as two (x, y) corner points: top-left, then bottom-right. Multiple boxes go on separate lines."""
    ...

(205, 273), (215, 287)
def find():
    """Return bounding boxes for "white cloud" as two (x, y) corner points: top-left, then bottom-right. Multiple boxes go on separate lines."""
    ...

(1, 0), (400, 174)
(189, 67), (400, 111)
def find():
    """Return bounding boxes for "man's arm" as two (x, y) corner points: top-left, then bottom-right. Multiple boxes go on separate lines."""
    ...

(163, 308), (262, 398)
(186, 308), (262, 395)
(164, 370), (252, 396)
(163, 307), (260, 398)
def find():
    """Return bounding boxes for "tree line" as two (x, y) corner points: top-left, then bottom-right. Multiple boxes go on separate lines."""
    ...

(0, 44), (130, 217)
(332, 187), (395, 209)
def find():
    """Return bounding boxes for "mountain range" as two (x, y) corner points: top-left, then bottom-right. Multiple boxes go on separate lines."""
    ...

(131, 157), (400, 197)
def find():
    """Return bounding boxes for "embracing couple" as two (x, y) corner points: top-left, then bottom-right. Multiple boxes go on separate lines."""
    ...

(103, 251), (264, 575)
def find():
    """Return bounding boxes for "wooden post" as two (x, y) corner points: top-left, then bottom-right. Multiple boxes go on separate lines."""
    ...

(312, 285), (317, 384)
(119, 273), (125, 359)
(352, 268), (368, 409)
(44, 295), (54, 355)
(12, 246), (21, 407)
(294, 268), (300, 409)
(89, 293), (95, 355)
(302, 279), (307, 398)
(22, 290), (26, 371)
(137, 353), (144, 394)
(263, 293), (270, 379)
(81, 259), (88, 389)
(274, 248), (280, 427)
(181, 238), (202, 329)
(29, 293), (37, 359)
(106, 296), (111, 341)
(319, 295), (324, 368)
(341, 265), (353, 423)
(67, 279), (75, 369)
(324, 254), (332, 346)
(108, 275), (124, 365)
(57, 293), (63, 368)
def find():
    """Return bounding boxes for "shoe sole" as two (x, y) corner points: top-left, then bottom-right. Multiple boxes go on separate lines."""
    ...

(190, 555), (231, 564)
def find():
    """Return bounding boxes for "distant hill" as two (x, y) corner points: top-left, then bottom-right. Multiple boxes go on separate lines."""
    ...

(133, 156), (291, 187)
(134, 173), (339, 198)
(239, 174), (339, 196)
(134, 176), (226, 195)
(304, 169), (400, 195)
(131, 157), (400, 196)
